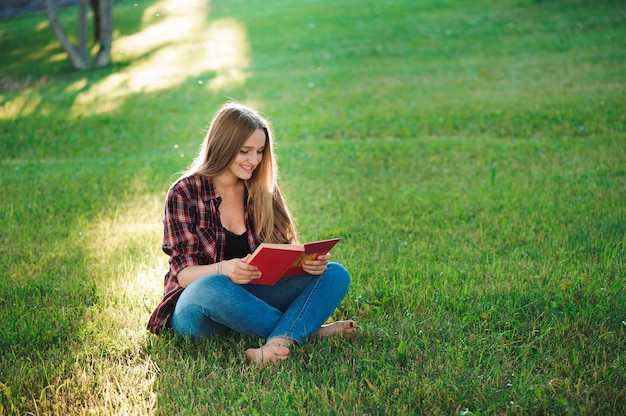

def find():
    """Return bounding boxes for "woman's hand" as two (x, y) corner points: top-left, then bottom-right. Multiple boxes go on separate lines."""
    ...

(222, 254), (262, 284)
(301, 253), (331, 276)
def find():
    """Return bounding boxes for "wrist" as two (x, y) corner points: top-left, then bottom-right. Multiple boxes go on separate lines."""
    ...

(216, 261), (222, 275)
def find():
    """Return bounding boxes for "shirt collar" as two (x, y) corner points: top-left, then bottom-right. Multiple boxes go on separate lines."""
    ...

(198, 175), (220, 202)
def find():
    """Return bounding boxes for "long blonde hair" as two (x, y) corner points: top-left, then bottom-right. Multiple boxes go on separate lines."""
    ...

(187, 102), (297, 244)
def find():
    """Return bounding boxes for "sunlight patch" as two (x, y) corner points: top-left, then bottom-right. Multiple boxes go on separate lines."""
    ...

(46, 190), (169, 414)
(83, 190), (167, 313)
(51, 353), (159, 414)
(35, 20), (49, 31)
(0, 95), (42, 120)
(71, 0), (251, 116)
(205, 20), (251, 90)
(86, 193), (163, 260)
(65, 78), (88, 92)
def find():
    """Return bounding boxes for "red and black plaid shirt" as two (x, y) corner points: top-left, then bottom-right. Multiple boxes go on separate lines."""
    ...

(147, 174), (259, 334)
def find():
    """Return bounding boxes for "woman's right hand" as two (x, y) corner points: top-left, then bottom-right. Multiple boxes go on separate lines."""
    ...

(221, 255), (262, 284)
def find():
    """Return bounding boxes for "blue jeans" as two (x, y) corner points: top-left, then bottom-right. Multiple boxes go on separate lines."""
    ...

(171, 262), (350, 344)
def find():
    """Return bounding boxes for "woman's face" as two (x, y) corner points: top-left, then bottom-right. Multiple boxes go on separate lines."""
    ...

(228, 128), (266, 180)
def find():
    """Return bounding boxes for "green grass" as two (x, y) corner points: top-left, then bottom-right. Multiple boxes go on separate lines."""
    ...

(1, 0), (625, 414)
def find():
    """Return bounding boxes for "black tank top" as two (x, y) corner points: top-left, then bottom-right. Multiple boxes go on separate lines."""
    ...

(224, 229), (251, 260)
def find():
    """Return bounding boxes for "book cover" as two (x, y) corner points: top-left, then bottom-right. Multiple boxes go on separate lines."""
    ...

(247, 238), (341, 286)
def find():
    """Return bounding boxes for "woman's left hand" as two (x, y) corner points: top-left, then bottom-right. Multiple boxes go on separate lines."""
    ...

(301, 254), (331, 276)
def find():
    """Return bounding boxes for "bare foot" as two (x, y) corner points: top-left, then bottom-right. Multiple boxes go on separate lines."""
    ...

(312, 320), (356, 338)
(245, 345), (290, 365)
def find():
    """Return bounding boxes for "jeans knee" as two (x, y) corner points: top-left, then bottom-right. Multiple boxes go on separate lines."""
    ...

(327, 262), (351, 293)
(184, 274), (231, 305)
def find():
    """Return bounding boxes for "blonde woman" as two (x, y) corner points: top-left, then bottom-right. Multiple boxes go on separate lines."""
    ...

(148, 102), (355, 364)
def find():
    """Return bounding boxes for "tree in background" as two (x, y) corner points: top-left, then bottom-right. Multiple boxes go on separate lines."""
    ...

(46, 0), (112, 69)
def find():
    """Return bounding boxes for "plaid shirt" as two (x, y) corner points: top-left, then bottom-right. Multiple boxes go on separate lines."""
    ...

(147, 174), (259, 334)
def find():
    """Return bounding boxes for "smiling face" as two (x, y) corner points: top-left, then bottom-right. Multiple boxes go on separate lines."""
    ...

(226, 128), (266, 181)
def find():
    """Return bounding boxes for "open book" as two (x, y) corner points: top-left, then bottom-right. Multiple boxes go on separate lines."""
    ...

(246, 238), (341, 286)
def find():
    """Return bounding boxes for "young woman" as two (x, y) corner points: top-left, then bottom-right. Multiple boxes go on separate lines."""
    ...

(147, 102), (355, 364)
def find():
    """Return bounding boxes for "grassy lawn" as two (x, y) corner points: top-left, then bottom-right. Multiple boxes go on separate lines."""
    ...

(1, 0), (624, 414)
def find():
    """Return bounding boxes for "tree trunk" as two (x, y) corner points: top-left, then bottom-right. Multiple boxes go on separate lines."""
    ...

(78, 0), (88, 63)
(94, 0), (112, 67)
(46, 0), (88, 69)
(46, 0), (112, 69)
(90, 0), (101, 42)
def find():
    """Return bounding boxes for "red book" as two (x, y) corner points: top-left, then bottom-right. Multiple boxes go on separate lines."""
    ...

(247, 238), (341, 286)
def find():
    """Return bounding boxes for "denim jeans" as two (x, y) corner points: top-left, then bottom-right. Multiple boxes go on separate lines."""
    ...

(171, 262), (350, 344)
